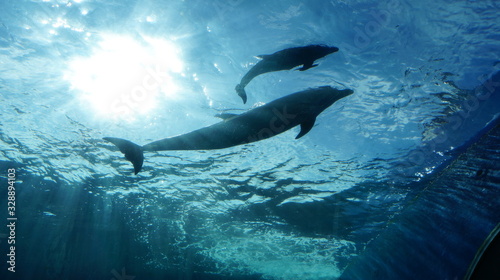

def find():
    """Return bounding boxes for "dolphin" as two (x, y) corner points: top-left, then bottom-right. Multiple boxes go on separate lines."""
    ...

(103, 86), (353, 174)
(235, 45), (339, 104)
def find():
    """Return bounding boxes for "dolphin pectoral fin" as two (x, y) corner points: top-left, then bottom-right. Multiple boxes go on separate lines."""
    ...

(103, 137), (144, 174)
(235, 84), (248, 104)
(298, 62), (319, 71)
(255, 54), (271, 59)
(295, 117), (316, 139)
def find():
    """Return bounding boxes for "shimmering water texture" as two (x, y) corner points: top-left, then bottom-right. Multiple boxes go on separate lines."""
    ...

(0, 0), (499, 280)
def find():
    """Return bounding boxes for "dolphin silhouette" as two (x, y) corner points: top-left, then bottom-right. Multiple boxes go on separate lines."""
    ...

(103, 86), (352, 174)
(235, 45), (339, 104)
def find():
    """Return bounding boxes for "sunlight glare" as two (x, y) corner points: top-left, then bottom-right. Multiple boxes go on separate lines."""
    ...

(65, 33), (184, 122)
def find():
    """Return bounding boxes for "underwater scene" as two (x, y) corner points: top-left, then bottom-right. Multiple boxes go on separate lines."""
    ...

(0, 0), (499, 279)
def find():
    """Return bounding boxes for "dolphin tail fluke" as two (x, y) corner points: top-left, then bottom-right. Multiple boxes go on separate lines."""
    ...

(235, 84), (248, 104)
(103, 137), (144, 174)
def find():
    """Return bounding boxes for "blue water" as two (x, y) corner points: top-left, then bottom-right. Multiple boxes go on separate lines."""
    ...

(0, 0), (499, 279)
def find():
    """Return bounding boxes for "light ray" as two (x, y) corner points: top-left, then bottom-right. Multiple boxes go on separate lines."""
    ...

(65, 33), (184, 122)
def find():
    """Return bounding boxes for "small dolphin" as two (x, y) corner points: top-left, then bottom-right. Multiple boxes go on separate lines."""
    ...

(235, 45), (339, 104)
(103, 86), (352, 174)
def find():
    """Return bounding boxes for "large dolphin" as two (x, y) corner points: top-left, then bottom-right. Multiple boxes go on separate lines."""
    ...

(103, 86), (353, 174)
(235, 45), (339, 104)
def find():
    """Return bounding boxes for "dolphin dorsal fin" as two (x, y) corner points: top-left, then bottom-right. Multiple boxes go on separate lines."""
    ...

(295, 117), (316, 139)
(214, 113), (239, 120)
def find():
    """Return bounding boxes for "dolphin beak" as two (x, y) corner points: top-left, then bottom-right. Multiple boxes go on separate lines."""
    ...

(344, 89), (354, 96)
(337, 89), (353, 99)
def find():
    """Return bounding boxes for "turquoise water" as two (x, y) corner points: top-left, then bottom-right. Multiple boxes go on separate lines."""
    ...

(0, 0), (499, 279)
